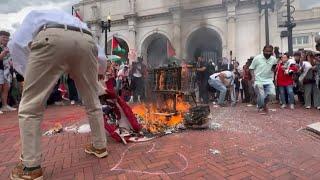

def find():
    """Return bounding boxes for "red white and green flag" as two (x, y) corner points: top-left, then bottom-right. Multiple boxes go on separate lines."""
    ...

(167, 40), (176, 58)
(112, 36), (126, 54)
(72, 6), (83, 21)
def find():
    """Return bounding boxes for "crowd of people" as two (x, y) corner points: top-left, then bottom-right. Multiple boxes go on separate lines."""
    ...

(1, 20), (320, 117)
(1, 27), (320, 116)
(193, 45), (320, 114)
(2, 7), (319, 179)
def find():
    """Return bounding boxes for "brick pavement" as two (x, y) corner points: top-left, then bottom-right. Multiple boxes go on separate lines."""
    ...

(0, 104), (320, 179)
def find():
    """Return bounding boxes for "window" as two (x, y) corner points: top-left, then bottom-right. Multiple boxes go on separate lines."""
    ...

(293, 36), (309, 45)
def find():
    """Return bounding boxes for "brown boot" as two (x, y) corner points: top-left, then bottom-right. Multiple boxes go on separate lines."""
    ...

(84, 144), (108, 158)
(10, 163), (43, 180)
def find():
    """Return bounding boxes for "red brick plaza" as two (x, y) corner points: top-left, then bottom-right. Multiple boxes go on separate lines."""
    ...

(0, 104), (320, 180)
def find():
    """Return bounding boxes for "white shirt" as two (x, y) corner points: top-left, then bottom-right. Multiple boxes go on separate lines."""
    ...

(8, 9), (89, 76)
(210, 71), (234, 85)
(133, 64), (142, 77)
(299, 61), (313, 84)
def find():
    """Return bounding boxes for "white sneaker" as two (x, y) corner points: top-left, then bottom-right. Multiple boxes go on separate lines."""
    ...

(317, 107), (320, 110)
(128, 96), (134, 103)
(70, 100), (75, 105)
(280, 104), (286, 109)
(305, 106), (311, 109)
(0, 110), (3, 114)
(1, 105), (17, 112)
(290, 104), (295, 110)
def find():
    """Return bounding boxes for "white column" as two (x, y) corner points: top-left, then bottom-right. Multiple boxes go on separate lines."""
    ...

(126, 0), (137, 64)
(170, 6), (182, 58)
(226, 1), (237, 59)
(128, 16), (137, 64)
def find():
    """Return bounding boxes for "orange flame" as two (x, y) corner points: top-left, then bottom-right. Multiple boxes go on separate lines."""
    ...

(131, 98), (190, 133)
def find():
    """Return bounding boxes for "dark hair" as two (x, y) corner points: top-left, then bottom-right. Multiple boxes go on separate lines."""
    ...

(281, 52), (290, 59)
(263, 45), (274, 51)
(0, 31), (10, 37)
(293, 51), (301, 57)
(306, 51), (315, 58)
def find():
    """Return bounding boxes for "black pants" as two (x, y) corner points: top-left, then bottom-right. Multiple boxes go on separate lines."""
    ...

(47, 80), (62, 105)
(242, 80), (251, 103)
(67, 77), (79, 101)
(198, 81), (209, 104)
(132, 76), (145, 102)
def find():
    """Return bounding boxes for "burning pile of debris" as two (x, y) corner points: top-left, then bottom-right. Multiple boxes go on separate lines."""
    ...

(132, 98), (190, 135)
(131, 64), (212, 135)
(184, 105), (211, 129)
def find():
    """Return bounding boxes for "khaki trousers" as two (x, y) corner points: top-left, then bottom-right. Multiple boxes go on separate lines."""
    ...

(18, 28), (107, 167)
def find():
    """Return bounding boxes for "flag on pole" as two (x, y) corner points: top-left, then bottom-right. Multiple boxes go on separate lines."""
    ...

(167, 40), (176, 58)
(111, 36), (126, 54)
(72, 6), (83, 21)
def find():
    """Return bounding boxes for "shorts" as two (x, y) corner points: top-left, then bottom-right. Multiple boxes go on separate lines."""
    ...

(0, 69), (4, 84)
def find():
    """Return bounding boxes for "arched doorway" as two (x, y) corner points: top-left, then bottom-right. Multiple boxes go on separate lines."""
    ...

(107, 37), (129, 61)
(186, 27), (222, 65)
(141, 33), (170, 68)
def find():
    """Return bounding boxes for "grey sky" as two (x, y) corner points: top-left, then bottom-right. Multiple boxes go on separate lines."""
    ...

(0, 0), (70, 13)
(301, 0), (320, 9)
(0, 0), (77, 32)
(0, 0), (319, 32)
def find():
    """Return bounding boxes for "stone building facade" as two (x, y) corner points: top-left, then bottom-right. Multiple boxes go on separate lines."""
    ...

(73, 0), (320, 66)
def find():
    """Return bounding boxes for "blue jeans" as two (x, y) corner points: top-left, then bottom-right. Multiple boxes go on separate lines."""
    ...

(278, 85), (294, 105)
(208, 78), (235, 105)
(254, 83), (275, 109)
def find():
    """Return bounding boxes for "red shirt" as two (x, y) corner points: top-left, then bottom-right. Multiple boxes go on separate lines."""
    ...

(243, 66), (252, 81)
(276, 63), (298, 86)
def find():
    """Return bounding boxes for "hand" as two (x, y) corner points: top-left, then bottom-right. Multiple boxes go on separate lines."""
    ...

(0, 47), (9, 58)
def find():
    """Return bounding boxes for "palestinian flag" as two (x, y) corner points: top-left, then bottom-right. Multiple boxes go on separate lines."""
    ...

(112, 37), (126, 54)
(72, 6), (83, 21)
(167, 40), (176, 58)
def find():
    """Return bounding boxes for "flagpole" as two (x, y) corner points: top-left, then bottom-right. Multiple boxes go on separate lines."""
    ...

(111, 36), (113, 56)
(167, 39), (169, 59)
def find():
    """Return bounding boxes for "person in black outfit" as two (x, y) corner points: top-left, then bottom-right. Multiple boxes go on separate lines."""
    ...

(195, 56), (209, 104)
(67, 75), (79, 105)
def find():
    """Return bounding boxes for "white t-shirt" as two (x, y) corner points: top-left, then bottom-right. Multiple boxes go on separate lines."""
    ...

(210, 71), (234, 85)
(133, 64), (142, 77)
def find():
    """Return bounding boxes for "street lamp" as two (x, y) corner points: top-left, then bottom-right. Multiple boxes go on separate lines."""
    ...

(101, 14), (111, 55)
(279, 0), (296, 56)
(259, 0), (275, 46)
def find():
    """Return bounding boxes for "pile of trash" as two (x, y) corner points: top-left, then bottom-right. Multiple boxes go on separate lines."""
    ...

(43, 123), (92, 136)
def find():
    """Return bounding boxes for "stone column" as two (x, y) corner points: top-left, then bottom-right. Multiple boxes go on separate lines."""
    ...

(129, 0), (136, 14)
(125, 0), (137, 63)
(169, 6), (183, 59)
(226, 0), (237, 59)
(127, 15), (137, 63)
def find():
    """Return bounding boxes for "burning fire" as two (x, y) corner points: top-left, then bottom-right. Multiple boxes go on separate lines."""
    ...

(131, 98), (190, 133)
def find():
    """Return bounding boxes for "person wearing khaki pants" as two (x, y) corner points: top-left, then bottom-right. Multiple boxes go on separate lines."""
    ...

(9, 10), (108, 180)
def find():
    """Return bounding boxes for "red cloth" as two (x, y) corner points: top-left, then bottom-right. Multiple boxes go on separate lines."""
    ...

(103, 88), (142, 142)
(276, 63), (298, 86)
(105, 78), (115, 91)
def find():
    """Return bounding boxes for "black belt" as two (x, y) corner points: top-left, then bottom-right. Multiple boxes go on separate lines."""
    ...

(37, 23), (93, 37)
